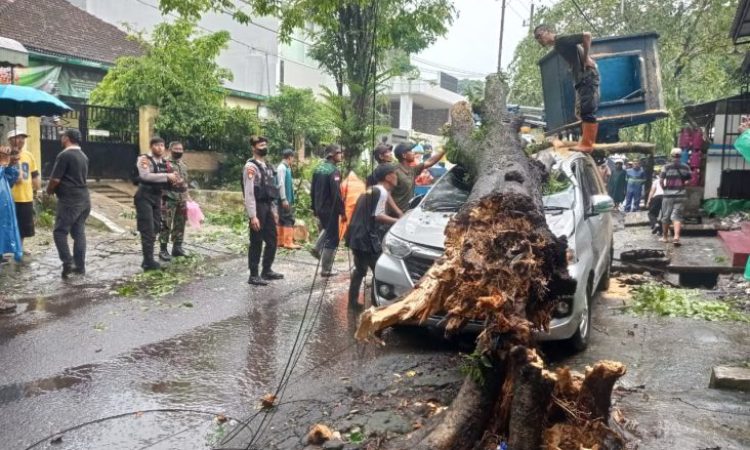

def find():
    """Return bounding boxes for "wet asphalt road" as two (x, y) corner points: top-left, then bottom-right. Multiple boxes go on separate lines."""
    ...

(0, 254), (459, 450)
(2, 250), (750, 450)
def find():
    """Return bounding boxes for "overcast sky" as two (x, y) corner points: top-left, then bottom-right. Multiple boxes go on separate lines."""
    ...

(417, 0), (549, 79)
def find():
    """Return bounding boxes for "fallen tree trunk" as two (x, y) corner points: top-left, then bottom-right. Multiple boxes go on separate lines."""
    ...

(355, 74), (626, 449)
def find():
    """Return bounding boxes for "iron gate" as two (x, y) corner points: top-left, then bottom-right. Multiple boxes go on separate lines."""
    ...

(41, 103), (139, 180)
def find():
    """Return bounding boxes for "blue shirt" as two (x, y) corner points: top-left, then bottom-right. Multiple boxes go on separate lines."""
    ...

(626, 167), (646, 187)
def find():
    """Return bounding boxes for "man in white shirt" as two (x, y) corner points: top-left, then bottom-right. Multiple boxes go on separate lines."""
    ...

(345, 164), (399, 308)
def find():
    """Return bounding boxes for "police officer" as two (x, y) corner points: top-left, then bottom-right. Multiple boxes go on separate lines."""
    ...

(134, 137), (183, 271)
(244, 136), (284, 286)
(159, 141), (190, 261)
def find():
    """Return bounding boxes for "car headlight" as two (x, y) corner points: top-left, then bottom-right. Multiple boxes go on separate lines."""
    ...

(383, 233), (412, 259)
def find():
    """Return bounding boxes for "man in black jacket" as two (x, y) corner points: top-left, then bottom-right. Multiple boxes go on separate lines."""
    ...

(345, 164), (398, 307)
(310, 144), (345, 277)
(134, 137), (181, 271)
(244, 136), (284, 286)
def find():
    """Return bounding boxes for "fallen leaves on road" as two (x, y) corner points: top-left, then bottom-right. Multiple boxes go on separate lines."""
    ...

(261, 393), (277, 409)
(306, 424), (333, 445)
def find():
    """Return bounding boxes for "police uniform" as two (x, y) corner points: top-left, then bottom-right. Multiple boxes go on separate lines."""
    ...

(159, 156), (189, 257)
(243, 158), (283, 283)
(134, 154), (173, 269)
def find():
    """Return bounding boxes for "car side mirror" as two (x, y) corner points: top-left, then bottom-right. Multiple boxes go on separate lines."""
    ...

(409, 195), (425, 209)
(590, 194), (614, 215)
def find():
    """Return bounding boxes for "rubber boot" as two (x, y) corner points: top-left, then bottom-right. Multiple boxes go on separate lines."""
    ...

(171, 242), (187, 257)
(573, 122), (598, 153)
(159, 243), (172, 261)
(320, 247), (338, 277)
(283, 227), (302, 249)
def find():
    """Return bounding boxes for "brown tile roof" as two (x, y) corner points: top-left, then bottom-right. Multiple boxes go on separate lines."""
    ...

(0, 0), (142, 65)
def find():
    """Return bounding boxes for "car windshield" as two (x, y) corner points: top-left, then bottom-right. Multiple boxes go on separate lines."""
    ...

(419, 165), (575, 212)
(421, 165), (472, 212)
(543, 170), (575, 210)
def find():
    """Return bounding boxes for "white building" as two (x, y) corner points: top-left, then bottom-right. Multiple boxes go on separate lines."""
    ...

(387, 72), (466, 145)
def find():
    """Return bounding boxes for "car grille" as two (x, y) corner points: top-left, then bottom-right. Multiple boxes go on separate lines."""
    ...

(404, 255), (436, 283)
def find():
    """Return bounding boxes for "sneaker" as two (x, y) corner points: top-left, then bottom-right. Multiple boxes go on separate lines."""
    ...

(261, 270), (284, 280)
(248, 275), (269, 286)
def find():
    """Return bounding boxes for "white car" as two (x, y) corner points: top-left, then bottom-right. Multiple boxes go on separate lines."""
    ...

(372, 151), (614, 351)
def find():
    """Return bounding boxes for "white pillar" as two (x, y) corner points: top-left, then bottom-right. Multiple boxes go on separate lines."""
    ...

(399, 94), (413, 131)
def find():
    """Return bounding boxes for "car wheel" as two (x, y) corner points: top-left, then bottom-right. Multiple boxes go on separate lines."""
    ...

(597, 245), (613, 292)
(567, 280), (593, 352)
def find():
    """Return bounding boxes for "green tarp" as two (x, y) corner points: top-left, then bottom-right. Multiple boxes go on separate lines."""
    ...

(702, 199), (750, 218)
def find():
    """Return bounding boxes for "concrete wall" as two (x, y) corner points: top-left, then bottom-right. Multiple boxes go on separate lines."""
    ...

(389, 101), (449, 136)
(278, 29), (337, 97)
(69, 0), (279, 98)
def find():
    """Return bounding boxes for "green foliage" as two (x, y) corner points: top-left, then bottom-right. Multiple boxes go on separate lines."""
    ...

(204, 210), (247, 235)
(459, 350), (493, 385)
(210, 106), (262, 185)
(115, 254), (219, 298)
(264, 85), (335, 154)
(90, 18), (232, 139)
(158, 0), (456, 161)
(543, 171), (572, 195)
(508, 0), (742, 155)
(630, 284), (750, 323)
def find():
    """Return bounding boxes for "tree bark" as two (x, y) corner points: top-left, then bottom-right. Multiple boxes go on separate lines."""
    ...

(356, 74), (625, 449)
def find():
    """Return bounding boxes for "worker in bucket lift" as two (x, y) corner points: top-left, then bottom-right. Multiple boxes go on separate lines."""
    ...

(534, 24), (600, 153)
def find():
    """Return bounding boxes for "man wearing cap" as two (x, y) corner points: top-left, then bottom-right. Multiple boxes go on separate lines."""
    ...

(276, 148), (301, 250)
(345, 164), (399, 308)
(46, 129), (90, 278)
(244, 136), (284, 285)
(310, 144), (345, 276)
(660, 148), (692, 246)
(8, 129), (40, 250)
(391, 142), (446, 213)
(134, 137), (183, 271)
(366, 143), (393, 187)
(624, 159), (646, 212)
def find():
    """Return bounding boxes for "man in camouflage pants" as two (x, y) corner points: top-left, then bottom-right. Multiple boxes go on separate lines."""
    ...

(159, 141), (189, 260)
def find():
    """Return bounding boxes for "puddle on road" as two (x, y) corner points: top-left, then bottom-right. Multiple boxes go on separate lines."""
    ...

(1, 280), (455, 450)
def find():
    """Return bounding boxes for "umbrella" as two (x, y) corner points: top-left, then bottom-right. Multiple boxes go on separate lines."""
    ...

(0, 84), (71, 117)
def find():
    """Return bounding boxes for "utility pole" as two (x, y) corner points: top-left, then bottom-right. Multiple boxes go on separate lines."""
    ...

(497, 0), (506, 73)
(528, 1), (535, 34)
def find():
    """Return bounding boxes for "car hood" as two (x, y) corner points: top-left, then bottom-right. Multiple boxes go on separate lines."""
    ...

(390, 206), (575, 251)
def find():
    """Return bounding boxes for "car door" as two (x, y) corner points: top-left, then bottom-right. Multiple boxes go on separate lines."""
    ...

(575, 157), (610, 283)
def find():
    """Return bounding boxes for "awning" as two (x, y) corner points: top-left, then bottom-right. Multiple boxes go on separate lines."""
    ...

(731, 0), (750, 44)
(0, 36), (28, 67)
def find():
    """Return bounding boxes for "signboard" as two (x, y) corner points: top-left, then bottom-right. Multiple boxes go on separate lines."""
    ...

(0, 63), (105, 99)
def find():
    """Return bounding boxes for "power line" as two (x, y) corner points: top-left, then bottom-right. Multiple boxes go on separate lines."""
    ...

(569, 0), (601, 36)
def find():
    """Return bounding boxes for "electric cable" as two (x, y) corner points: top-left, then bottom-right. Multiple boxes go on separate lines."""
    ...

(22, 408), (244, 450)
(569, 0), (601, 36)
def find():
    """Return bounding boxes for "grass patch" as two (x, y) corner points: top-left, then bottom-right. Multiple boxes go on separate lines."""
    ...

(114, 254), (219, 298)
(630, 284), (750, 323)
(204, 210), (247, 235)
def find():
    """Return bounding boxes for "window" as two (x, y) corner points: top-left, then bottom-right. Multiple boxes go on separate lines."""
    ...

(597, 54), (645, 106)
